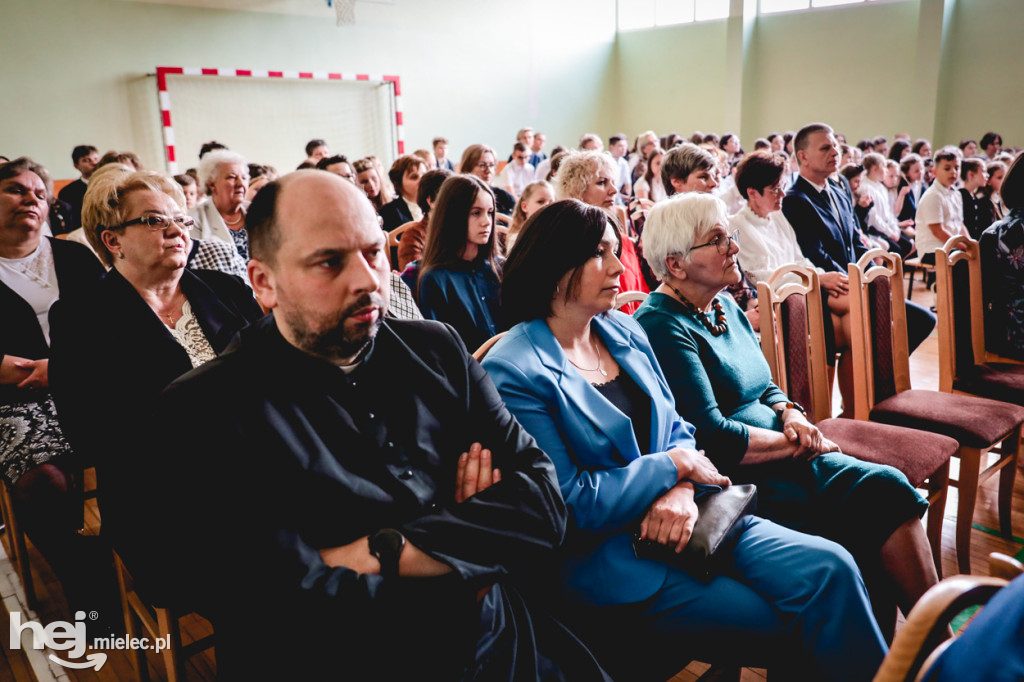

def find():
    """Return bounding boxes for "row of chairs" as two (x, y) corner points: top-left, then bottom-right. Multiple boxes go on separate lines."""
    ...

(760, 239), (1023, 576)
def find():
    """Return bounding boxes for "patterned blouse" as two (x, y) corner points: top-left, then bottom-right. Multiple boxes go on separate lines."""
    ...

(980, 206), (1024, 360)
(168, 300), (216, 368)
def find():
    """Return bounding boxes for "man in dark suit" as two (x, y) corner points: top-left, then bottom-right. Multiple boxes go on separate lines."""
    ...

(55, 144), (99, 230)
(137, 171), (609, 680)
(783, 122), (935, 355)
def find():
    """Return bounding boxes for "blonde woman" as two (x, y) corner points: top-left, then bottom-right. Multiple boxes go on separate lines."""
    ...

(506, 180), (555, 253)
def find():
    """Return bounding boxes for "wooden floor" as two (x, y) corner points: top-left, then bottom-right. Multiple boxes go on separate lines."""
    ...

(3, 279), (1023, 682)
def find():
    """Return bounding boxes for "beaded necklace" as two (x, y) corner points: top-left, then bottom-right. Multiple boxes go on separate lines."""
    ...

(668, 285), (728, 336)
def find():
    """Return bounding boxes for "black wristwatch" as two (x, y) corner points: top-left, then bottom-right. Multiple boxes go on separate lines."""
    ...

(368, 528), (406, 579)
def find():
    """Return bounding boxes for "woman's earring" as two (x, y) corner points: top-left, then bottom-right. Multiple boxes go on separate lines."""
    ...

(555, 284), (560, 294)
(118, 251), (126, 260)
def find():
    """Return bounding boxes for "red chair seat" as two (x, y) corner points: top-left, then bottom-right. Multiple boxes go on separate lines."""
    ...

(816, 418), (958, 488)
(954, 363), (1024, 406)
(870, 389), (1024, 449)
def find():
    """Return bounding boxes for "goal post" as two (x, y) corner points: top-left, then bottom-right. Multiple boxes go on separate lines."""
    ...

(155, 66), (404, 175)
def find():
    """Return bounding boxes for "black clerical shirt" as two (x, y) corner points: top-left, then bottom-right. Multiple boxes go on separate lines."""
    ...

(139, 316), (606, 680)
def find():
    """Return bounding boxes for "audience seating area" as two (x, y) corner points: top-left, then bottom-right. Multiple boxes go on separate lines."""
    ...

(2, 125), (1023, 682)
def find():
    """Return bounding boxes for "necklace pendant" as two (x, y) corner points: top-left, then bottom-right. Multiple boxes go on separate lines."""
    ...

(599, 368), (608, 377)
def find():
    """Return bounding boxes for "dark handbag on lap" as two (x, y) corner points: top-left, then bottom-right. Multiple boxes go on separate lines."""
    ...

(631, 484), (758, 582)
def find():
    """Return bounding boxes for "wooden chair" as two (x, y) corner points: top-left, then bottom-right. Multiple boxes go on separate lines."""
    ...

(387, 222), (416, 271)
(872, 573), (1008, 682)
(848, 248), (1024, 573)
(472, 332), (507, 361)
(615, 290), (648, 311)
(935, 234), (1024, 396)
(758, 264), (955, 574)
(114, 550), (214, 682)
(903, 255), (935, 301)
(0, 479), (38, 610)
(987, 552), (1023, 580)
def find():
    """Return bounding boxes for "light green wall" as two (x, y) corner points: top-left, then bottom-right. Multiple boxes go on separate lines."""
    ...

(748, 1), (921, 142)
(0, 0), (616, 179)
(937, 0), (1024, 147)
(608, 0), (1023, 150)
(611, 21), (731, 139)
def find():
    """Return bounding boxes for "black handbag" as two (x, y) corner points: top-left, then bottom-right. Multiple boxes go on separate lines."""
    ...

(631, 484), (758, 581)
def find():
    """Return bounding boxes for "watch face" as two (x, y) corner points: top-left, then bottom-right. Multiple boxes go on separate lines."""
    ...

(371, 528), (405, 556)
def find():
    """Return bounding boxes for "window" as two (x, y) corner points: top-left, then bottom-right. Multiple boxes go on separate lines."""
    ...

(760, 0), (888, 15)
(617, 0), (729, 31)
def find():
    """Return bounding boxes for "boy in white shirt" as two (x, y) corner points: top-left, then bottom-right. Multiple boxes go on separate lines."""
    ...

(498, 142), (535, 197)
(915, 147), (966, 265)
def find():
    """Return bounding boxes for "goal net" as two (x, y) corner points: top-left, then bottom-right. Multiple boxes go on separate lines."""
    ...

(160, 70), (398, 174)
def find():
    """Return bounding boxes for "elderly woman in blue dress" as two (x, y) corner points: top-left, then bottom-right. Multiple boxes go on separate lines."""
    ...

(481, 198), (886, 681)
(633, 192), (937, 629)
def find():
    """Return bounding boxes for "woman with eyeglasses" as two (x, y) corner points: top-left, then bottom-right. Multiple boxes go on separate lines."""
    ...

(634, 192), (938, 636)
(0, 157), (106, 626)
(483, 198), (886, 681)
(459, 144), (516, 216)
(731, 151), (854, 395)
(49, 170), (263, 557)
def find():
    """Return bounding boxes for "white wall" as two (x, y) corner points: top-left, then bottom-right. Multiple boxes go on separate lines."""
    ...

(0, 0), (616, 179)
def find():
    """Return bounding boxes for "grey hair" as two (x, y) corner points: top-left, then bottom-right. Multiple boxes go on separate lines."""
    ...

(198, 149), (248, 191)
(642, 192), (729, 281)
(554, 150), (617, 201)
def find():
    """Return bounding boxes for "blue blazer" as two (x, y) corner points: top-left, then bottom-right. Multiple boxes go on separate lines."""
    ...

(482, 311), (700, 605)
(782, 175), (867, 272)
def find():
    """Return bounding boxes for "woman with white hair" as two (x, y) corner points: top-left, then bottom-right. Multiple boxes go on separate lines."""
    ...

(634, 192), (939, 634)
(190, 149), (251, 259)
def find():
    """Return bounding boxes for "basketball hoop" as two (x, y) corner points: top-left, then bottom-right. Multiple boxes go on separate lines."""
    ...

(331, 0), (356, 25)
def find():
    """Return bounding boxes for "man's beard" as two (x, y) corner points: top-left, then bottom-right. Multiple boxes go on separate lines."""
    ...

(284, 292), (386, 363)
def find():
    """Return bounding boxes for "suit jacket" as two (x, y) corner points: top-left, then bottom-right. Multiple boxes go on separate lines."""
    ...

(482, 311), (703, 606)
(135, 317), (600, 680)
(783, 175), (867, 272)
(0, 238), (103, 405)
(379, 195), (415, 232)
(48, 267), (263, 535)
(57, 178), (87, 229)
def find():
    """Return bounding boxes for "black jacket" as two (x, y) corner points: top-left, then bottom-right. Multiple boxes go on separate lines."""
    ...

(379, 195), (415, 232)
(783, 175), (867, 272)
(48, 267), (263, 534)
(136, 316), (606, 680)
(0, 238), (102, 406)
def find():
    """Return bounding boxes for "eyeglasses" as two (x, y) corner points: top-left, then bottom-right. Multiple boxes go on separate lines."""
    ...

(690, 231), (739, 255)
(111, 214), (196, 231)
(476, 162), (497, 170)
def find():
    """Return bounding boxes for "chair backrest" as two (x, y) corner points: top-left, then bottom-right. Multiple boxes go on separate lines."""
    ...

(848, 249), (912, 419)
(616, 290), (649, 312)
(935, 236), (985, 391)
(472, 332), (506, 361)
(388, 222), (416, 270)
(988, 552), (1024, 581)
(873, 575), (1008, 682)
(757, 264), (831, 424)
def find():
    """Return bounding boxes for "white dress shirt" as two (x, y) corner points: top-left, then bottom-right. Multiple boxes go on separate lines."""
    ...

(732, 205), (821, 285)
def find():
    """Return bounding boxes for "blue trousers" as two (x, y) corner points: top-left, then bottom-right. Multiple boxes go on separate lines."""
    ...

(635, 516), (887, 681)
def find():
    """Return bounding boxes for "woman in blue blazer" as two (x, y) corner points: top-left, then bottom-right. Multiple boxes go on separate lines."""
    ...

(482, 199), (886, 681)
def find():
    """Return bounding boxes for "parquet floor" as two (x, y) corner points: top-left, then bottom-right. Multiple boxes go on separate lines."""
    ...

(3, 279), (1022, 682)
